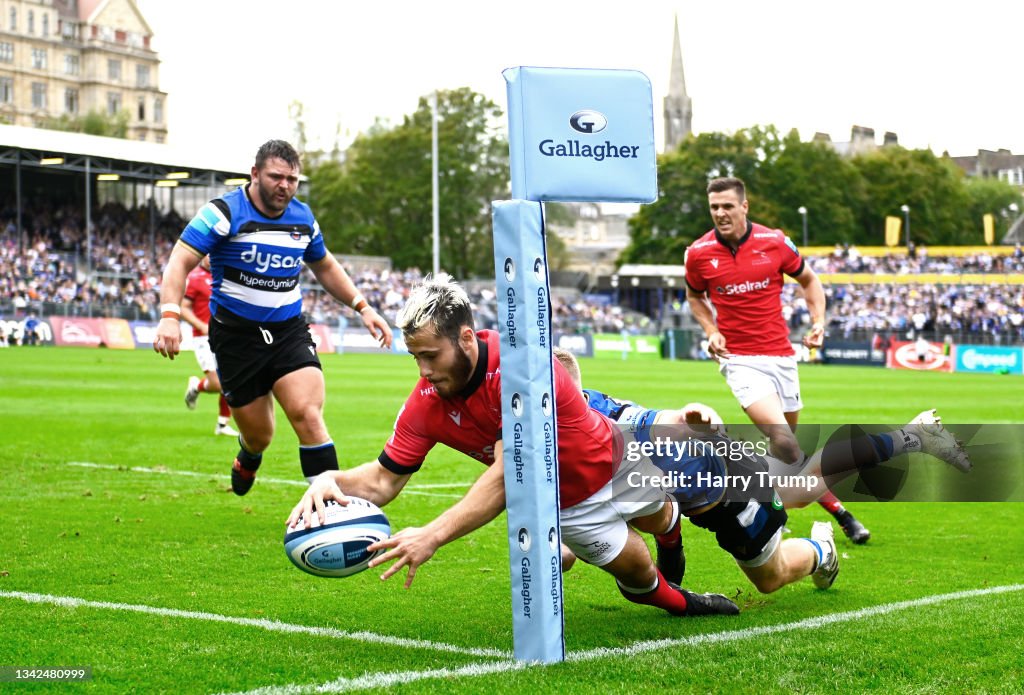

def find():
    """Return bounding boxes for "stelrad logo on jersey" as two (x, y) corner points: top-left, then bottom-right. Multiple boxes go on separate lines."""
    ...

(717, 277), (771, 295)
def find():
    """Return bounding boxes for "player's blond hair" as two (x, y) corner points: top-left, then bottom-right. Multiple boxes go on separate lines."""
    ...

(396, 273), (474, 343)
(552, 347), (582, 389)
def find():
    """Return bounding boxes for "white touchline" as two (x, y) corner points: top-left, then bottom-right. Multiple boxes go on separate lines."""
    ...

(0, 590), (509, 659)
(64, 462), (466, 498)
(227, 583), (1024, 695)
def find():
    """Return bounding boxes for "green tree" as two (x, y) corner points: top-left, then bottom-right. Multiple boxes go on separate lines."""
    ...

(851, 147), (971, 245)
(621, 126), (783, 264)
(961, 175), (1024, 244)
(312, 88), (508, 277)
(759, 130), (867, 246)
(42, 110), (128, 138)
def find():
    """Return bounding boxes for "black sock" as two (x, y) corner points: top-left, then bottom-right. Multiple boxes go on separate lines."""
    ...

(237, 438), (262, 472)
(300, 441), (339, 479)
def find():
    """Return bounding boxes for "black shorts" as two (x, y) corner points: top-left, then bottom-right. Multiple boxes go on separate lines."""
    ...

(686, 453), (788, 563)
(208, 309), (321, 408)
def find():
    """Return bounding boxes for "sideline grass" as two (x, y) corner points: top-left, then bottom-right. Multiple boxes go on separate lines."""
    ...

(1, 347), (1021, 693)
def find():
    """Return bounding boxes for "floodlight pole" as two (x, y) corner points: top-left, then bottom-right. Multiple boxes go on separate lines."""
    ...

(431, 91), (440, 276)
(901, 204), (910, 248)
(798, 206), (808, 247)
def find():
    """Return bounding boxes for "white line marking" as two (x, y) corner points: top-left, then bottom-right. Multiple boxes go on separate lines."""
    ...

(228, 583), (1024, 695)
(0, 590), (509, 659)
(64, 462), (464, 498)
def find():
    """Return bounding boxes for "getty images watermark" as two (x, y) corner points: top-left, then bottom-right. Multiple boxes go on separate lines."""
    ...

(623, 436), (820, 493)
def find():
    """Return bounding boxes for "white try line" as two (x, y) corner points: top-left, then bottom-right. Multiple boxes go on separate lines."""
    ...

(227, 583), (1024, 695)
(64, 462), (467, 498)
(0, 590), (509, 659)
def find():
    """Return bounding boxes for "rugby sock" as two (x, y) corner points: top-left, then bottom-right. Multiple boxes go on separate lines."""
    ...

(300, 441), (339, 482)
(231, 439), (262, 496)
(617, 569), (689, 615)
(198, 377), (211, 392)
(654, 496), (681, 547)
(236, 439), (263, 474)
(817, 491), (844, 515)
(801, 537), (832, 574)
(218, 395), (231, 419)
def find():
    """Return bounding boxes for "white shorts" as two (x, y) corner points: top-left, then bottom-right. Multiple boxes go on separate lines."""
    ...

(559, 456), (667, 567)
(720, 355), (803, 412)
(192, 335), (218, 374)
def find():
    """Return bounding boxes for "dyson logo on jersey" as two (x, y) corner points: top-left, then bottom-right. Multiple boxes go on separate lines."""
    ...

(717, 278), (771, 295)
(240, 245), (302, 274)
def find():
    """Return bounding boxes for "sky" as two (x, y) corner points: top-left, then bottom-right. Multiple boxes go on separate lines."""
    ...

(136, 0), (1023, 167)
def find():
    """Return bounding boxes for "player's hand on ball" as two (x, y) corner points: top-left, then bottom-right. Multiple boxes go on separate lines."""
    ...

(367, 526), (438, 589)
(286, 472), (348, 529)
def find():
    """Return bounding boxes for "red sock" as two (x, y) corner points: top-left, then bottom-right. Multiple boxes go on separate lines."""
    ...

(218, 395), (231, 418)
(617, 569), (688, 615)
(655, 497), (681, 547)
(198, 377), (210, 392)
(817, 491), (843, 514)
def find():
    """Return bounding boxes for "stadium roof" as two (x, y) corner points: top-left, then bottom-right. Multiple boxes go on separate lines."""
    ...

(0, 123), (251, 184)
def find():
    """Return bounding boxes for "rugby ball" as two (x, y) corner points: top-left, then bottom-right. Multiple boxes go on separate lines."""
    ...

(283, 497), (391, 578)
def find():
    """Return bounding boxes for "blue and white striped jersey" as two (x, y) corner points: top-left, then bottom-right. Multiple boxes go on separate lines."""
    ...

(583, 388), (727, 510)
(179, 186), (327, 323)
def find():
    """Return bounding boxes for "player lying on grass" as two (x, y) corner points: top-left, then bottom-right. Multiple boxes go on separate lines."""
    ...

(554, 348), (971, 593)
(288, 274), (738, 617)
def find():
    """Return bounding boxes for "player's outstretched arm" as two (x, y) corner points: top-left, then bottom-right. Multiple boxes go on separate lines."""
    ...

(368, 442), (508, 588)
(286, 462), (411, 528)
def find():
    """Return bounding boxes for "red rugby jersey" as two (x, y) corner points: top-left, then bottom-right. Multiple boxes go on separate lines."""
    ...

(379, 329), (618, 508)
(684, 221), (804, 356)
(183, 264), (214, 333)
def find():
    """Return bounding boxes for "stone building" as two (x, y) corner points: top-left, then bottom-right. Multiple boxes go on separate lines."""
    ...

(0, 0), (166, 142)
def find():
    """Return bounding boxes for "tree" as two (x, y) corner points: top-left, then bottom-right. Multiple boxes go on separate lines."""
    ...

(42, 110), (128, 138)
(621, 126), (784, 264)
(759, 130), (867, 246)
(850, 147), (971, 245)
(961, 176), (1024, 244)
(312, 88), (509, 277)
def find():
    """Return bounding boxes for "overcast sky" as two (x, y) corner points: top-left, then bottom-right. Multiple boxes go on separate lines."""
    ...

(136, 0), (1022, 166)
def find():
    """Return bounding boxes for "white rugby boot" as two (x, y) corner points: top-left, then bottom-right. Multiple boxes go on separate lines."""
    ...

(905, 409), (971, 473)
(810, 521), (839, 590)
(184, 376), (200, 410)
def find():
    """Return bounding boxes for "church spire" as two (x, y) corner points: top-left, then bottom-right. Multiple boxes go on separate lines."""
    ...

(663, 14), (692, 152)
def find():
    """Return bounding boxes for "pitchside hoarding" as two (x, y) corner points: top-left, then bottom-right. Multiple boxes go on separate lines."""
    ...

(820, 341), (887, 367)
(954, 345), (1024, 375)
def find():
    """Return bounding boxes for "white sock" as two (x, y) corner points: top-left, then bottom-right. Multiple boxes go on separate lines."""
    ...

(888, 429), (922, 455)
(617, 577), (659, 594)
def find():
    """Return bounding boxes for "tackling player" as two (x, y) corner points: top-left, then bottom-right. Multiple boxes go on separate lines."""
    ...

(154, 139), (392, 495)
(553, 347), (971, 593)
(288, 274), (738, 618)
(181, 255), (237, 437)
(685, 176), (871, 544)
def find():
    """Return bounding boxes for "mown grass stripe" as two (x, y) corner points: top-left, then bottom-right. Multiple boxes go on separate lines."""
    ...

(0, 590), (510, 659)
(228, 583), (1024, 694)
(64, 462), (464, 498)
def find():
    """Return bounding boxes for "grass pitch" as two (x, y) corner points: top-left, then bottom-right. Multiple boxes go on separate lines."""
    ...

(1, 347), (1022, 693)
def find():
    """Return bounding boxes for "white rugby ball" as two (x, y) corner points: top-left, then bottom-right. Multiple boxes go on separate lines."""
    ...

(283, 497), (391, 578)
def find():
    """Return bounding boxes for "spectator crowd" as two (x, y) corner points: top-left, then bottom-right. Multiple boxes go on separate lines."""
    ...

(3, 201), (1023, 343)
